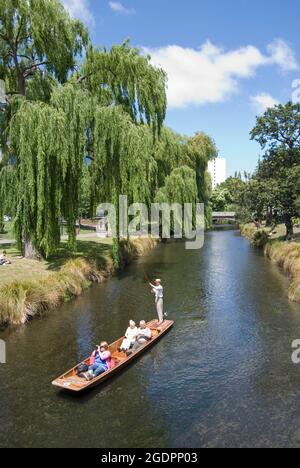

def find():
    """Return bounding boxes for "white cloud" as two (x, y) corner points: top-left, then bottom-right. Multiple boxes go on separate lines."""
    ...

(62, 0), (94, 26)
(251, 93), (280, 114)
(145, 39), (298, 109)
(109, 2), (136, 16)
(267, 39), (298, 72)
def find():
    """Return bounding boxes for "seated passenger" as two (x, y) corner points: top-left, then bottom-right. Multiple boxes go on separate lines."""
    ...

(84, 342), (115, 381)
(132, 321), (152, 352)
(0, 251), (11, 266)
(120, 320), (138, 352)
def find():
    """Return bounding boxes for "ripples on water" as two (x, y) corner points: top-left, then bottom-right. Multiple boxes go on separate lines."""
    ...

(1, 229), (300, 448)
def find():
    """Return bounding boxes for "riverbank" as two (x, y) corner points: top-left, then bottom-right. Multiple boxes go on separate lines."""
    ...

(0, 236), (158, 327)
(240, 223), (300, 302)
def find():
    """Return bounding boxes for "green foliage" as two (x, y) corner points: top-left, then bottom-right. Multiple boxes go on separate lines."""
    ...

(219, 176), (246, 198)
(0, 0), (89, 95)
(252, 229), (269, 248)
(238, 102), (300, 239)
(211, 176), (247, 215)
(155, 166), (198, 234)
(79, 165), (93, 219)
(51, 84), (92, 249)
(0, 1), (218, 266)
(155, 166), (198, 205)
(8, 100), (68, 257)
(81, 41), (167, 133)
(91, 105), (162, 267)
(251, 102), (300, 150)
(153, 127), (184, 190)
(0, 164), (16, 216)
(185, 132), (217, 227)
(211, 187), (233, 212)
(237, 178), (278, 223)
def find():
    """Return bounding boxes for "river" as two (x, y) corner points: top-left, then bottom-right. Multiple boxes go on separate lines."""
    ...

(1, 229), (300, 448)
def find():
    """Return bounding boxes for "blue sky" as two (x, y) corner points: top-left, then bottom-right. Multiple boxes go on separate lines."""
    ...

(62, 0), (300, 176)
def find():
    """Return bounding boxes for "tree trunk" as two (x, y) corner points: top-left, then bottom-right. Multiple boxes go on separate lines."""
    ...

(24, 239), (41, 260)
(252, 217), (261, 229)
(77, 218), (81, 235)
(0, 209), (4, 234)
(266, 208), (273, 227)
(285, 215), (294, 241)
(18, 74), (25, 96)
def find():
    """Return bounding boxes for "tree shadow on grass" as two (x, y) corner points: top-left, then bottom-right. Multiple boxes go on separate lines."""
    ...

(268, 231), (300, 245)
(46, 241), (113, 272)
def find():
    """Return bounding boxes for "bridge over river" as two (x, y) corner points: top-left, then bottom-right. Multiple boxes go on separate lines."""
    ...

(212, 212), (236, 223)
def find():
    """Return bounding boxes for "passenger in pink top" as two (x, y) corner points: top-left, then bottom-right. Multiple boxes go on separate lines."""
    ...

(85, 341), (115, 380)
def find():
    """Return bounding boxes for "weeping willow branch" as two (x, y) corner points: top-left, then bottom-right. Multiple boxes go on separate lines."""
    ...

(5, 101), (68, 258)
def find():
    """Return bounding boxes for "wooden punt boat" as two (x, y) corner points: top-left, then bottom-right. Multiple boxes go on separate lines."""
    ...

(52, 319), (174, 393)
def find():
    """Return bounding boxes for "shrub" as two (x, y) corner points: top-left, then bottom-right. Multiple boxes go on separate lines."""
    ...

(252, 230), (269, 248)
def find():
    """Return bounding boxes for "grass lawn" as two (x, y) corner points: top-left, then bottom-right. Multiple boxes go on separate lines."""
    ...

(0, 222), (96, 240)
(266, 224), (300, 243)
(0, 237), (113, 287)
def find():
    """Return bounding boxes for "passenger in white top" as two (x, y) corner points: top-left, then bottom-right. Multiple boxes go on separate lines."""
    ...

(149, 279), (164, 325)
(120, 320), (138, 352)
(132, 321), (152, 351)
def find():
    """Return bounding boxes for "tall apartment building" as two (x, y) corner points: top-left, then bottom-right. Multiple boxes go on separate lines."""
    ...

(208, 158), (227, 190)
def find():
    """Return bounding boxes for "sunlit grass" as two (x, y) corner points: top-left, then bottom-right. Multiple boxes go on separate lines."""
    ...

(241, 223), (300, 302)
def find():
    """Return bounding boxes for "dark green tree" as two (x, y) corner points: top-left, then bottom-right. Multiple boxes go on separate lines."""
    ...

(251, 102), (300, 238)
(0, 0), (88, 97)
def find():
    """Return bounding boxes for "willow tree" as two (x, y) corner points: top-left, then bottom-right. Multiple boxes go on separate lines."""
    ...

(80, 43), (167, 267)
(0, 0), (89, 256)
(185, 132), (217, 227)
(92, 107), (158, 266)
(0, 0), (88, 156)
(155, 166), (198, 236)
(0, 163), (16, 233)
(80, 42), (167, 131)
(0, 0), (88, 97)
(7, 101), (68, 258)
(153, 128), (185, 191)
(51, 84), (93, 249)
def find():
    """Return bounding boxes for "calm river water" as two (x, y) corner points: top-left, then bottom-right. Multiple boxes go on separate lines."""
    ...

(1, 229), (300, 448)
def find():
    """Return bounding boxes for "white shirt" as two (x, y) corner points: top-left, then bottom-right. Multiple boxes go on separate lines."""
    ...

(153, 285), (163, 300)
(125, 327), (138, 343)
(137, 327), (152, 340)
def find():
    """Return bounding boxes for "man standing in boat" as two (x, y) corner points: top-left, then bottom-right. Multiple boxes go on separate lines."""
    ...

(149, 279), (164, 325)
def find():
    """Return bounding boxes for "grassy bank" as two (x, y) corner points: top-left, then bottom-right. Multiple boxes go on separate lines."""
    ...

(239, 223), (270, 247)
(265, 242), (300, 302)
(0, 236), (158, 327)
(240, 223), (300, 302)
